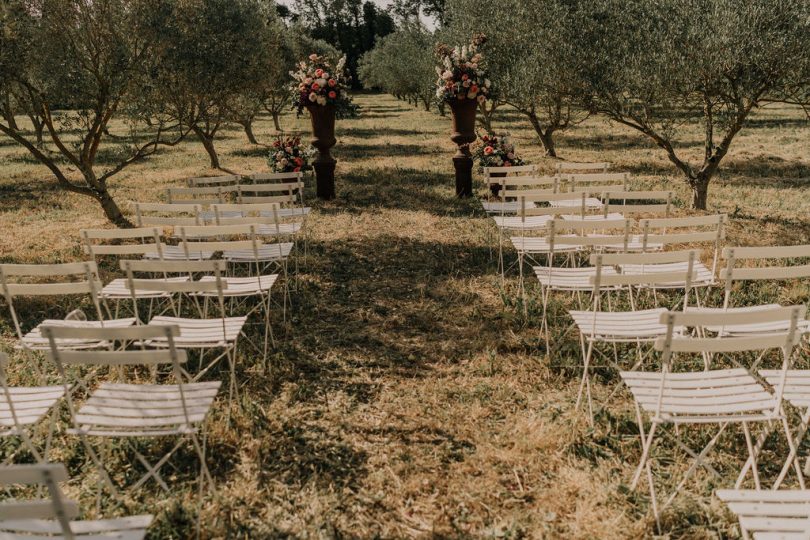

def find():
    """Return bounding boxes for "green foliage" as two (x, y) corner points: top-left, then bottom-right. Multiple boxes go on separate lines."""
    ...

(358, 23), (437, 111)
(293, 0), (395, 86)
(580, 0), (810, 208)
(0, 0), (183, 226)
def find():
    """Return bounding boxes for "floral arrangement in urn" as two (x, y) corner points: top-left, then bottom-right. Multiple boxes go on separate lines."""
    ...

(472, 133), (524, 170)
(434, 34), (493, 104)
(268, 134), (316, 173)
(291, 54), (354, 115)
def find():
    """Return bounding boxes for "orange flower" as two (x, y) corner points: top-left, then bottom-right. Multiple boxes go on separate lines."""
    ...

(484, 146), (494, 155)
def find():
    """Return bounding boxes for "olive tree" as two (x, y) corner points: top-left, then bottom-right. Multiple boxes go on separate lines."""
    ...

(444, 0), (589, 155)
(581, 0), (810, 209)
(0, 0), (185, 226)
(156, 0), (279, 168)
(359, 23), (437, 111)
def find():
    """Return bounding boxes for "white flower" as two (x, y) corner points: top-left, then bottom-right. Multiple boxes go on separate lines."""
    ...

(484, 79), (491, 88)
(308, 92), (317, 102)
(285, 147), (293, 153)
(462, 80), (471, 88)
(280, 158), (289, 166)
(317, 96), (327, 105)
(442, 70), (453, 80)
(470, 63), (477, 69)
(336, 56), (346, 72)
(322, 72), (329, 79)
(507, 152), (515, 160)
(477, 95), (486, 104)
(468, 91), (477, 98)
(304, 77), (313, 85)
(315, 78), (327, 87)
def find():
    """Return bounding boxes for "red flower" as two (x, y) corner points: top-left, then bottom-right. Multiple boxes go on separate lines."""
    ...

(294, 157), (304, 166)
(503, 161), (512, 167)
(273, 141), (280, 147)
(328, 79), (337, 87)
(482, 135), (489, 142)
(461, 74), (469, 81)
(328, 90), (337, 99)
(470, 85), (479, 93)
(484, 146), (494, 155)
(311, 83), (320, 91)
(294, 166), (301, 172)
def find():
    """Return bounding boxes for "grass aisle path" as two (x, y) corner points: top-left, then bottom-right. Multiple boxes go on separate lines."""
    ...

(219, 95), (648, 538)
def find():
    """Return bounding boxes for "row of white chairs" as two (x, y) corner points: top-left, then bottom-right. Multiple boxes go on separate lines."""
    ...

(481, 164), (810, 536)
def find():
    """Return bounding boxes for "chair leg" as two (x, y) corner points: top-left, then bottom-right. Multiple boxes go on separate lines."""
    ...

(741, 421), (761, 489)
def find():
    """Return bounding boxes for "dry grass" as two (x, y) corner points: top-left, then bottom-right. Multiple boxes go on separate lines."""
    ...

(0, 93), (809, 538)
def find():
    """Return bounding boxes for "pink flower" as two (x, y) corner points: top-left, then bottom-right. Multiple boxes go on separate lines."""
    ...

(503, 161), (512, 167)
(328, 90), (337, 98)
(311, 82), (320, 91)
(328, 79), (337, 87)
(294, 166), (301, 172)
(484, 146), (494, 155)
(314, 68), (324, 77)
(309, 53), (318, 61)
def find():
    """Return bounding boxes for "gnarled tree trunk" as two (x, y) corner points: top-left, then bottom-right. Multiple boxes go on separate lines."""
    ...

(192, 125), (221, 169)
(240, 119), (258, 144)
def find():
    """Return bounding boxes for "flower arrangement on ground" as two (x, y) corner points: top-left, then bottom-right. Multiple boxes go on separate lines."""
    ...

(434, 34), (493, 104)
(472, 133), (524, 170)
(291, 54), (356, 117)
(268, 134), (316, 173)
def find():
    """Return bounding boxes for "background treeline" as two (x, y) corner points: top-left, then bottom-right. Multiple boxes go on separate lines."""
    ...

(359, 0), (810, 209)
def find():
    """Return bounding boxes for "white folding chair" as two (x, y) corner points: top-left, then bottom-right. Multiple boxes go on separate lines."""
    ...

(717, 489), (810, 539)
(628, 215), (727, 300)
(131, 203), (214, 261)
(236, 183), (309, 222)
(600, 190), (674, 219)
(0, 463), (153, 539)
(176, 224), (282, 360)
(120, 260), (246, 403)
(498, 192), (622, 283)
(529, 218), (634, 351)
(80, 227), (185, 320)
(212, 202), (305, 268)
(0, 262), (135, 355)
(568, 250), (699, 424)
(0, 352), (63, 464)
(709, 245), (810, 338)
(243, 172), (310, 218)
(43, 324), (219, 497)
(621, 305), (806, 528)
(481, 165), (552, 213)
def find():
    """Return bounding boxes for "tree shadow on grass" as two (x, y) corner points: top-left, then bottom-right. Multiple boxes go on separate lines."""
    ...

(321, 166), (484, 217)
(338, 143), (439, 160)
(720, 155), (810, 187)
(339, 126), (441, 139)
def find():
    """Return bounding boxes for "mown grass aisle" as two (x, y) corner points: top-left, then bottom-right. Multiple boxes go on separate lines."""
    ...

(1, 93), (808, 537)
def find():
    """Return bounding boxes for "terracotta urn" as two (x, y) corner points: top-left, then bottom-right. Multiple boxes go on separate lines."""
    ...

(305, 103), (337, 200)
(448, 98), (478, 197)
